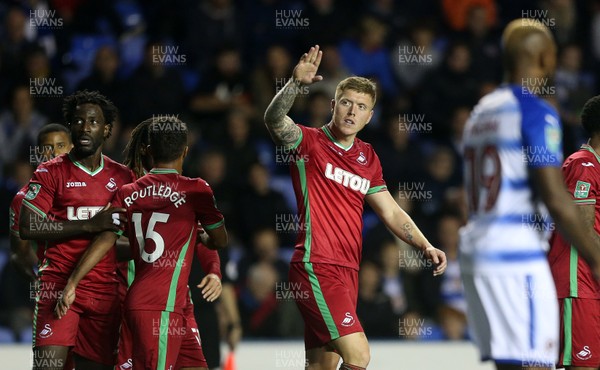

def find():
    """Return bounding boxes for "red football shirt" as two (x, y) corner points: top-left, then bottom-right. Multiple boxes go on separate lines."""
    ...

(549, 144), (600, 299)
(22, 153), (134, 295)
(288, 125), (387, 270)
(113, 168), (224, 314)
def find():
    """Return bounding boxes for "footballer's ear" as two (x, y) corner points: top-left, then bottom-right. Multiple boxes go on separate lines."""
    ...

(182, 146), (189, 159)
(331, 98), (335, 112)
(145, 145), (153, 157)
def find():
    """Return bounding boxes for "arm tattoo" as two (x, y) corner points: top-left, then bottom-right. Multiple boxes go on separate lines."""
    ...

(264, 79), (302, 146)
(402, 222), (414, 244)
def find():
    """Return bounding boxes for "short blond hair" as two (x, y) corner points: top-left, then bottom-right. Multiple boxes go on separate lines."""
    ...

(335, 77), (377, 106)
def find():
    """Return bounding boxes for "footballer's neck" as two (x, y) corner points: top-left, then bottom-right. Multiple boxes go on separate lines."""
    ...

(588, 135), (600, 155)
(327, 122), (356, 149)
(71, 146), (103, 172)
(154, 160), (183, 175)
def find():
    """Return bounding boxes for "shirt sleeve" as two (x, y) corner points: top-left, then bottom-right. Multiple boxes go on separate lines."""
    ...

(194, 180), (225, 231)
(195, 242), (222, 279)
(563, 156), (597, 206)
(10, 192), (24, 237)
(289, 124), (318, 151)
(367, 148), (387, 195)
(520, 98), (563, 168)
(22, 165), (57, 218)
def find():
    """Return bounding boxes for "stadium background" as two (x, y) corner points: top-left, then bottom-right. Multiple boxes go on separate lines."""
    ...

(0, 0), (598, 366)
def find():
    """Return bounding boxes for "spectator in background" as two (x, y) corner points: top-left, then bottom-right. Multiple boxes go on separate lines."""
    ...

(195, 149), (237, 236)
(392, 21), (443, 94)
(441, 0), (497, 33)
(22, 0), (58, 59)
(540, 0), (577, 47)
(124, 41), (186, 126)
(374, 114), (425, 187)
(21, 45), (65, 121)
(251, 44), (294, 119)
(435, 213), (468, 340)
(0, 85), (47, 163)
(238, 261), (280, 337)
(366, 0), (404, 35)
(0, 7), (37, 101)
(448, 106), (470, 156)
(555, 43), (596, 153)
(184, 0), (243, 72)
(0, 158), (34, 342)
(357, 261), (398, 338)
(236, 162), (292, 246)
(190, 46), (253, 140)
(223, 109), (259, 184)
(77, 46), (126, 118)
(237, 228), (289, 287)
(301, 0), (355, 47)
(312, 44), (351, 99)
(338, 16), (398, 98)
(457, 5), (502, 84)
(301, 90), (331, 128)
(378, 240), (408, 316)
(592, 1), (600, 65)
(417, 42), (479, 139)
(436, 106), (470, 184)
(417, 146), (461, 218)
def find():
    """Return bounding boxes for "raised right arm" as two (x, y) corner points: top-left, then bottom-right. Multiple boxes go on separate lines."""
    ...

(263, 80), (302, 146)
(264, 45), (323, 146)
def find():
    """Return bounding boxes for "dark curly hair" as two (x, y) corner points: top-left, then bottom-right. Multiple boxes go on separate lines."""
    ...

(123, 119), (153, 179)
(581, 95), (600, 137)
(62, 90), (118, 138)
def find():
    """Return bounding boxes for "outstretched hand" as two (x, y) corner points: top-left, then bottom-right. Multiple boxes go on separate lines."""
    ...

(292, 45), (323, 85)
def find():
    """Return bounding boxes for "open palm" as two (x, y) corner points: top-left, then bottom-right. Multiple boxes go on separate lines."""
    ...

(292, 45), (323, 85)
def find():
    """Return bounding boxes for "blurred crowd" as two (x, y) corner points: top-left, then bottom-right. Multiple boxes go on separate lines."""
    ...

(1, 0), (600, 343)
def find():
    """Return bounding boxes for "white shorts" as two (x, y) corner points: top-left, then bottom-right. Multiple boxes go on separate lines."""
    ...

(461, 261), (558, 367)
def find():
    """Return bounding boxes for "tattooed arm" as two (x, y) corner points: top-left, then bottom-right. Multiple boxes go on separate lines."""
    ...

(366, 190), (447, 276)
(264, 80), (303, 146)
(264, 45), (323, 146)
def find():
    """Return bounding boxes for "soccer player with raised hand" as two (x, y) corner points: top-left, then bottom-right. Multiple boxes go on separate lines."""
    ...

(264, 45), (446, 370)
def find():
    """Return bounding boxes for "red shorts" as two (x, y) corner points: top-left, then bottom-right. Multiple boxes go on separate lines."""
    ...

(176, 299), (208, 369)
(558, 297), (600, 367)
(289, 262), (363, 349)
(117, 301), (208, 369)
(33, 280), (120, 366)
(125, 309), (187, 370)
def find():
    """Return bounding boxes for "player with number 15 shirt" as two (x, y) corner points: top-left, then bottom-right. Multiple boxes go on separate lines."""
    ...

(112, 168), (224, 313)
(57, 117), (227, 369)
